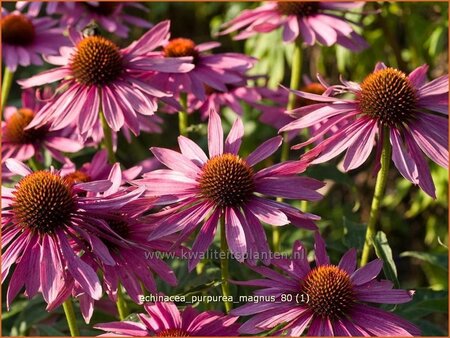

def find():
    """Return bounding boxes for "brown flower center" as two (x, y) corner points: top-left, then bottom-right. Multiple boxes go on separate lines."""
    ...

(4, 108), (48, 144)
(71, 36), (123, 86)
(157, 328), (190, 337)
(84, 2), (118, 16)
(12, 171), (76, 233)
(301, 265), (355, 319)
(295, 82), (326, 107)
(64, 171), (91, 186)
(277, 2), (320, 17)
(164, 38), (199, 62)
(1, 13), (36, 46)
(199, 153), (255, 207)
(358, 68), (417, 127)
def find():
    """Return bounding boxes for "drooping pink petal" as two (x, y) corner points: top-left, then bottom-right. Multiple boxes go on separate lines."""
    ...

(390, 128), (418, 184)
(5, 159), (32, 176)
(178, 136), (208, 166)
(314, 232), (330, 266)
(188, 210), (220, 271)
(207, 108), (224, 158)
(56, 230), (102, 300)
(255, 176), (323, 200)
(18, 67), (70, 88)
(356, 289), (414, 304)
(40, 235), (64, 305)
(283, 16), (299, 42)
(408, 116), (448, 168)
(94, 322), (148, 336)
(150, 147), (200, 178)
(342, 120), (377, 170)
(350, 304), (420, 336)
(247, 197), (290, 226)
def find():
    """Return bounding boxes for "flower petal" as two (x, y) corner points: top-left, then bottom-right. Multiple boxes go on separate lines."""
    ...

(207, 108), (224, 158)
(225, 208), (247, 262)
(224, 118), (244, 154)
(351, 259), (383, 286)
(178, 136), (208, 166)
(150, 147), (200, 178)
(246, 136), (282, 166)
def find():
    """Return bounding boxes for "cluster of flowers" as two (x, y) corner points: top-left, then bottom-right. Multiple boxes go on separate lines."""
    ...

(1, 1), (448, 336)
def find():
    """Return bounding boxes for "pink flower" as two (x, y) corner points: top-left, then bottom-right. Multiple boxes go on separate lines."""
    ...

(95, 301), (239, 336)
(280, 63), (448, 198)
(232, 232), (420, 336)
(2, 88), (83, 164)
(220, 2), (368, 50)
(54, 178), (179, 323)
(72, 213), (182, 323)
(18, 21), (194, 140)
(1, 159), (145, 311)
(1, 7), (69, 71)
(61, 149), (142, 189)
(59, 2), (152, 38)
(190, 80), (287, 120)
(134, 108), (323, 270)
(149, 38), (256, 101)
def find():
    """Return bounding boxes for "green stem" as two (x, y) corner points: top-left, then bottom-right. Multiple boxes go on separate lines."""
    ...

(99, 110), (116, 163)
(178, 93), (188, 137)
(62, 299), (80, 337)
(116, 285), (129, 321)
(27, 157), (42, 171)
(1, 67), (14, 109)
(220, 214), (232, 313)
(273, 42), (303, 252)
(360, 128), (392, 266)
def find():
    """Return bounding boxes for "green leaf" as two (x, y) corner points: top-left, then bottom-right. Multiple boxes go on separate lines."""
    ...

(373, 231), (400, 288)
(400, 251), (448, 271)
(395, 289), (447, 320)
(35, 325), (66, 336)
(415, 319), (447, 336)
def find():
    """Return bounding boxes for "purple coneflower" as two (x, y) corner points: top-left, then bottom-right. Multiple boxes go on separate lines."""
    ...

(60, 2), (152, 38)
(61, 197), (179, 323)
(134, 108), (323, 270)
(95, 301), (239, 336)
(163, 78), (284, 120)
(1, 7), (69, 71)
(232, 232), (420, 336)
(149, 38), (256, 101)
(280, 62), (448, 197)
(2, 88), (83, 164)
(220, 2), (367, 51)
(1, 159), (144, 310)
(18, 21), (194, 139)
